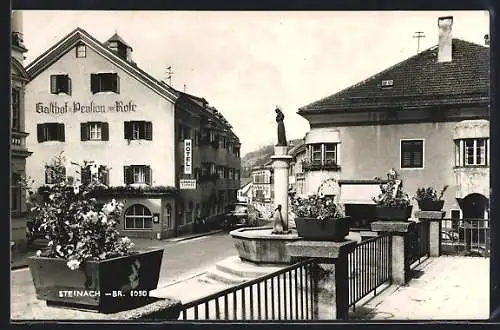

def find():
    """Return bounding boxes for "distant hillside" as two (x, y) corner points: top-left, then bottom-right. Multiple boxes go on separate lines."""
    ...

(241, 138), (303, 177)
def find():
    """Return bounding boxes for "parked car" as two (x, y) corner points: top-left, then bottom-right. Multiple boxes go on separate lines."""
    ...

(220, 203), (261, 230)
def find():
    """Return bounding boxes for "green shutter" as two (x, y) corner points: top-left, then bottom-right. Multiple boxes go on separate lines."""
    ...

(113, 73), (120, 93)
(124, 121), (132, 139)
(124, 166), (133, 185)
(66, 76), (72, 96)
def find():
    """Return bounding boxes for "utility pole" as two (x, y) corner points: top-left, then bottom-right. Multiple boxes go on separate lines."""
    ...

(166, 66), (174, 86)
(413, 31), (426, 53)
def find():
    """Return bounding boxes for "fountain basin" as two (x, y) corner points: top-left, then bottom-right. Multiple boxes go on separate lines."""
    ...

(230, 227), (302, 264)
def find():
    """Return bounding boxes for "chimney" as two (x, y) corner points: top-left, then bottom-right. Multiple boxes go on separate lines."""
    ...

(437, 16), (453, 62)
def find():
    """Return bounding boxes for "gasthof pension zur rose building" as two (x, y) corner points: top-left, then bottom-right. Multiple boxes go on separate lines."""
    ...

(25, 28), (241, 239)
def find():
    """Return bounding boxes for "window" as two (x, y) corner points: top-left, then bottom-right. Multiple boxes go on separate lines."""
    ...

(45, 166), (66, 184)
(76, 44), (86, 58)
(217, 166), (224, 179)
(165, 204), (173, 229)
(311, 144), (322, 162)
(124, 204), (153, 230)
(455, 138), (488, 166)
(124, 165), (151, 185)
(11, 89), (20, 131)
(50, 74), (72, 95)
(309, 143), (338, 164)
(80, 164), (109, 185)
(11, 173), (21, 213)
(81, 122), (109, 141)
(90, 73), (120, 94)
(37, 123), (65, 142)
(124, 121), (152, 140)
(400, 139), (424, 169)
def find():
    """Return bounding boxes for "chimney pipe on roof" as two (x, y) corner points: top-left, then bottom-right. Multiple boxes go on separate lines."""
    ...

(438, 16), (453, 63)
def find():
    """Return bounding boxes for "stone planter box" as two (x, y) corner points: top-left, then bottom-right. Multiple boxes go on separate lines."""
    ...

(28, 249), (164, 313)
(294, 216), (351, 241)
(417, 200), (444, 211)
(375, 206), (413, 221)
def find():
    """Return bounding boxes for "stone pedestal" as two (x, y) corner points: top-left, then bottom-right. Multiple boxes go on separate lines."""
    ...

(271, 146), (293, 226)
(286, 240), (357, 320)
(415, 211), (445, 257)
(371, 221), (415, 285)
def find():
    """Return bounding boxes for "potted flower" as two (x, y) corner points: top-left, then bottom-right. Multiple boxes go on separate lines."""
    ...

(25, 153), (164, 313)
(372, 168), (413, 221)
(290, 178), (350, 241)
(414, 185), (448, 211)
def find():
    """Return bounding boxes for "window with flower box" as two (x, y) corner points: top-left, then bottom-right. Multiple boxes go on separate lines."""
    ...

(123, 165), (151, 185)
(124, 204), (153, 230)
(303, 143), (340, 171)
(80, 164), (109, 185)
(455, 138), (488, 167)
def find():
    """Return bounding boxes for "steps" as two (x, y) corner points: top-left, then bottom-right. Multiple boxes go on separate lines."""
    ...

(199, 256), (285, 285)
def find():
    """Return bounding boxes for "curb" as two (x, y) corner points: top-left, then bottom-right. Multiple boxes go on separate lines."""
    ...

(167, 229), (224, 243)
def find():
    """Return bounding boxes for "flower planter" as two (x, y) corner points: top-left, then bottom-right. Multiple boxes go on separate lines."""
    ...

(28, 248), (164, 313)
(375, 206), (413, 221)
(294, 216), (351, 241)
(417, 200), (444, 211)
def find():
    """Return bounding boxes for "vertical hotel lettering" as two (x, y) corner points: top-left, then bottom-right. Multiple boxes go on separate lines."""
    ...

(184, 139), (192, 175)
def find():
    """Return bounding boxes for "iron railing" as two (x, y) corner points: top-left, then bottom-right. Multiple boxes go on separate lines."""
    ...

(348, 234), (392, 310)
(405, 220), (430, 269)
(441, 218), (490, 257)
(179, 258), (317, 320)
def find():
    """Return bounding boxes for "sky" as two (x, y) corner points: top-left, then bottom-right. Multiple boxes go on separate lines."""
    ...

(20, 10), (489, 155)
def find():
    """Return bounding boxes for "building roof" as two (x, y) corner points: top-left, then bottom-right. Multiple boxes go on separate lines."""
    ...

(25, 27), (178, 103)
(105, 32), (133, 49)
(299, 39), (489, 114)
(288, 140), (306, 156)
(239, 177), (252, 189)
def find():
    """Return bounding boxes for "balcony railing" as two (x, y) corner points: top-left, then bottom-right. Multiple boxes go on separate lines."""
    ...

(301, 160), (341, 172)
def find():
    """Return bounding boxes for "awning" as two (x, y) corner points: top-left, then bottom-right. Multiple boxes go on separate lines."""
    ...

(338, 183), (381, 205)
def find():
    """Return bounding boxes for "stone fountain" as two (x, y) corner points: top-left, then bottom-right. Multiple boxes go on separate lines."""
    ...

(231, 107), (301, 264)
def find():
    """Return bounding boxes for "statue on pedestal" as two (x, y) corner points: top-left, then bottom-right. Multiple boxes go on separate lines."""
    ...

(275, 106), (287, 147)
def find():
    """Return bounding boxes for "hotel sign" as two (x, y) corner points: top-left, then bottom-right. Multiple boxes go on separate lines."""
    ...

(184, 139), (192, 174)
(35, 101), (137, 114)
(180, 179), (196, 190)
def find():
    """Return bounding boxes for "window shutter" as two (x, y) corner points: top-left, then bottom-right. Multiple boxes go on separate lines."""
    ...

(81, 166), (91, 185)
(145, 166), (152, 185)
(124, 166), (133, 184)
(124, 121), (132, 139)
(50, 75), (57, 94)
(80, 123), (88, 141)
(58, 124), (65, 142)
(67, 76), (72, 96)
(37, 124), (46, 142)
(139, 121), (146, 140)
(98, 165), (109, 185)
(113, 73), (120, 93)
(101, 122), (109, 141)
(90, 74), (98, 94)
(145, 121), (153, 140)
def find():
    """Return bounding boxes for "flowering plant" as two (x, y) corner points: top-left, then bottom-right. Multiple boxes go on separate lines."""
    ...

(290, 178), (345, 220)
(414, 185), (449, 202)
(26, 152), (137, 270)
(372, 168), (411, 208)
